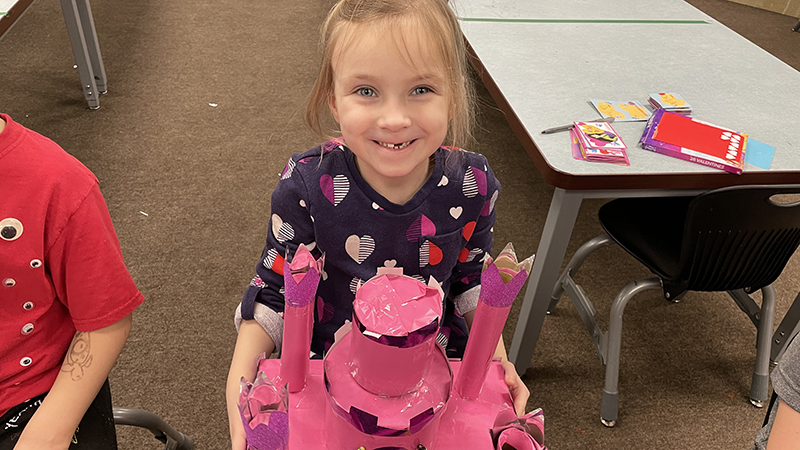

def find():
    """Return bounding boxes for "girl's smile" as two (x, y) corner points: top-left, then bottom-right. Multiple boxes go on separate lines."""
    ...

(375, 139), (415, 150)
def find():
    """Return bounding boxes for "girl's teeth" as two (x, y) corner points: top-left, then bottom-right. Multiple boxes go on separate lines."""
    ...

(378, 140), (411, 150)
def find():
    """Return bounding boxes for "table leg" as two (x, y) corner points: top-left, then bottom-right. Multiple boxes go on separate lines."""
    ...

(60, 0), (100, 109)
(74, 0), (106, 94)
(509, 188), (583, 373)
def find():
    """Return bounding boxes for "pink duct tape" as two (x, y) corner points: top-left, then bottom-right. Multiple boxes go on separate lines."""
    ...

(280, 244), (322, 393)
(353, 274), (442, 337)
(325, 404), (442, 450)
(350, 313), (437, 396)
(323, 331), (452, 438)
(255, 357), (513, 449)
(280, 302), (314, 393)
(454, 300), (511, 400)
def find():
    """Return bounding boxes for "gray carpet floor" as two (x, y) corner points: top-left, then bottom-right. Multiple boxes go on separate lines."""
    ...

(1, 0), (799, 448)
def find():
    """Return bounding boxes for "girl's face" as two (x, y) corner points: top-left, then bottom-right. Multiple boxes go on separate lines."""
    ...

(328, 24), (449, 200)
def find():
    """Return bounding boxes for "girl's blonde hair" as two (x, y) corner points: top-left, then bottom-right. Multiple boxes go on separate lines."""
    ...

(305, 0), (475, 150)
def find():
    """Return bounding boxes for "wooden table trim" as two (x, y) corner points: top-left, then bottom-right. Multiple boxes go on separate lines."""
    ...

(1, 0), (36, 40)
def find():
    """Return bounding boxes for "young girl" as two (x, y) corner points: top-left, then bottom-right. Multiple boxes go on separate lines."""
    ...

(226, 0), (529, 447)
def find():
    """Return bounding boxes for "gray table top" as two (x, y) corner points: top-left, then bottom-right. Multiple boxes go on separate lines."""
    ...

(457, 4), (800, 189)
(453, 0), (713, 22)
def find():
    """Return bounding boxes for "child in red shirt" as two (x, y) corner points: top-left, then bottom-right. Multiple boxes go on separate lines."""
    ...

(0, 114), (144, 449)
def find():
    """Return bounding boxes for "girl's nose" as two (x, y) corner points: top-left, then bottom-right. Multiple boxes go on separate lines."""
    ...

(377, 100), (412, 131)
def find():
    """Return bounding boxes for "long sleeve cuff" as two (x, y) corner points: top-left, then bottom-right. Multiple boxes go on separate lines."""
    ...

(454, 285), (481, 317)
(234, 302), (284, 353)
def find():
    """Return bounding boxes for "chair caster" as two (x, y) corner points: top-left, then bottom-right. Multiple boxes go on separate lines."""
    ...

(600, 417), (616, 427)
(750, 398), (765, 408)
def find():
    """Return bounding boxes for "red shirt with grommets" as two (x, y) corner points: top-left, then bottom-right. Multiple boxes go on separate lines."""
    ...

(0, 114), (144, 415)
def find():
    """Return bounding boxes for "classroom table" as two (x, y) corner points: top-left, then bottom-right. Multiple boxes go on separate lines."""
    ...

(453, 0), (800, 373)
(1, 0), (106, 109)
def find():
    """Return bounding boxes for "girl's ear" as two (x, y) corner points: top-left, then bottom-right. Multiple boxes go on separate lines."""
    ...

(328, 92), (340, 124)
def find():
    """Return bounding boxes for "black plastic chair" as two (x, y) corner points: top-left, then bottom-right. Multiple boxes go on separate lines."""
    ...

(113, 407), (194, 449)
(548, 185), (800, 427)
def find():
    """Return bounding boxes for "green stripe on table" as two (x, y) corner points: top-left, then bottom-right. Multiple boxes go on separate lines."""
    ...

(460, 18), (710, 24)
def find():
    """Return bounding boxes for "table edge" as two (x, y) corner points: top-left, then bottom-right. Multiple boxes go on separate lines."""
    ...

(0, 0), (36, 40)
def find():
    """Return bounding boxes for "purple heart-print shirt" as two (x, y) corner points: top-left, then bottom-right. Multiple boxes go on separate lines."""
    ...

(238, 141), (500, 358)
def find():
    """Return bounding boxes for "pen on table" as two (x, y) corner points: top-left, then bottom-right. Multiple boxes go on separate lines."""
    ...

(540, 116), (615, 134)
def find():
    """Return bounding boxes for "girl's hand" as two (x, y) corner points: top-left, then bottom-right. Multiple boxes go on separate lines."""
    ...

(501, 359), (530, 417)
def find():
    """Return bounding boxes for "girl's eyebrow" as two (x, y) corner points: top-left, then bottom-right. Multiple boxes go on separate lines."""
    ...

(342, 73), (444, 85)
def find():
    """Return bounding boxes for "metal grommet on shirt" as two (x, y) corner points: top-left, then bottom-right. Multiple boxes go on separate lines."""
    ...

(21, 323), (34, 335)
(30, 259), (42, 268)
(19, 357), (32, 367)
(3, 278), (15, 287)
(23, 301), (34, 310)
(0, 218), (23, 241)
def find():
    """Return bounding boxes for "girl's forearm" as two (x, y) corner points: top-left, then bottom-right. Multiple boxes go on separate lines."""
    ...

(15, 315), (132, 450)
(767, 399), (800, 450)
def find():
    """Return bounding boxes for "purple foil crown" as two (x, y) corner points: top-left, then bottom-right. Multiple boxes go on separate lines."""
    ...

(283, 244), (323, 307)
(239, 363), (290, 450)
(479, 243), (534, 308)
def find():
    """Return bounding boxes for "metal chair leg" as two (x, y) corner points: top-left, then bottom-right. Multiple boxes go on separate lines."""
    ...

(113, 407), (194, 450)
(600, 277), (662, 427)
(548, 233), (614, 313)
(792, 19), (800, 32)
(750, 285), (776, 407)
(771, 290), (800, 364)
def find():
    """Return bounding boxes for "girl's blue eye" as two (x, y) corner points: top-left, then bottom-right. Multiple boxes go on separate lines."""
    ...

(356, 87), (375, 97)
(413, 86), (431, 95)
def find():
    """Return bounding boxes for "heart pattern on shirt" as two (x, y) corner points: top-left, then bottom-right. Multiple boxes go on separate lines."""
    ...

(320, 174), (349, 206)
(462, 221), (477, 242)
(410, 274), (426, 285)
(280, 158), (296, 180)
(449, 206), (463, 219)
(419, 240), (443, 267)
(438, 175), (449, 187)
(263, 248), (285, 275)
(317, 296), (334, 323)
(462, 166), (487, 198)
(481, 190), (499, 217)
(406, 214), (436, 242)
(349, 277), (365, 294)
(465, 248), (483, 262)
(271, 214), (295, 243)
(345, 235), (374, 264)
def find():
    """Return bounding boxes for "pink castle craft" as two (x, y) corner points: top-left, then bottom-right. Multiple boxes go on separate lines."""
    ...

(238, 244), (546, 450)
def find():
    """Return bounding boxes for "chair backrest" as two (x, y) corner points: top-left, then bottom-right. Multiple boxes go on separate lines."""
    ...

(674, 185), (800, 294)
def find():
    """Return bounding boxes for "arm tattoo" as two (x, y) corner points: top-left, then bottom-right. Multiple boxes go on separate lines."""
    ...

(61, 332), (93, 381)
